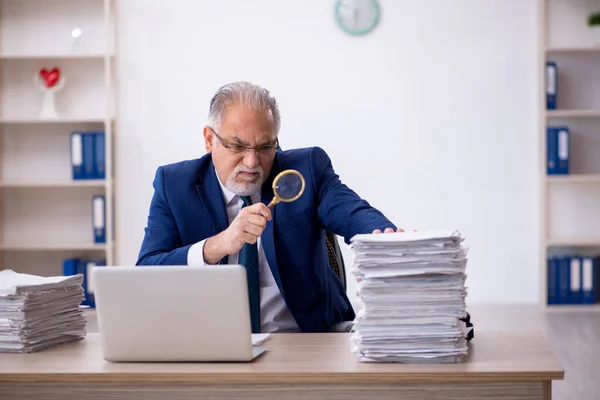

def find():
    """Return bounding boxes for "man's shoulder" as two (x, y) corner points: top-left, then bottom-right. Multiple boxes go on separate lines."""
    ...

(276, 146), (331, 167)
(156, 154), (212, 183)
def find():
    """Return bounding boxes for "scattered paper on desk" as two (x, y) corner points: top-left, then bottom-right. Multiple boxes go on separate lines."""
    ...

(349, 230), (472, 363)
(251, 333), (271, 347)
(0, 269), (87, 353)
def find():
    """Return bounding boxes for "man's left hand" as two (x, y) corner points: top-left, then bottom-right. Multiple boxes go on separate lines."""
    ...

(372, 227), (404, 234)
(356, 227), (406, 282)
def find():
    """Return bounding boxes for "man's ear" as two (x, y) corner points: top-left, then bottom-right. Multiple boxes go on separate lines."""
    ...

(203, 126), (213, 154)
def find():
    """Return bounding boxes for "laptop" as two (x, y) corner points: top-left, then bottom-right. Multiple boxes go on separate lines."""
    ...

(91, 265), (266, 362)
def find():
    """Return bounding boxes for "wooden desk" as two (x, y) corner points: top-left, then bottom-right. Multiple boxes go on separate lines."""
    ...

(0, 331), (563, 400)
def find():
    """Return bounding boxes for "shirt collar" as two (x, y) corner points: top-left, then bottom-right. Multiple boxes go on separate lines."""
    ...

(217, 177), (237, 206)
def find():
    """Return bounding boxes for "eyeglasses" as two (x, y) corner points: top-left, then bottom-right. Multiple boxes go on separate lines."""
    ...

(208, 126), (279, 156)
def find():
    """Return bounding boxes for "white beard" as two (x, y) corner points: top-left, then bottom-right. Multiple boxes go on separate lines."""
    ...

(225, 165), (264, 196)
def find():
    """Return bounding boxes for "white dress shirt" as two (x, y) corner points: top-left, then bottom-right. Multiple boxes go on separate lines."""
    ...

(187, 179), (300, 333)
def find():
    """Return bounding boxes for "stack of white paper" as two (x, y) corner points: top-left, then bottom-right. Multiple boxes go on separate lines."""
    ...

(349, 230), (471, 363)
(0, 269), (87, 353)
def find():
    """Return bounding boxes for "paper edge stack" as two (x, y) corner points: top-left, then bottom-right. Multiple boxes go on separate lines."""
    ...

(348, 229), (472, 363)
(0, 269), (88, 354)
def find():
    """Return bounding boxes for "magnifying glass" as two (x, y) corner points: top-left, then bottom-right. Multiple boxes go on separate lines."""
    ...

(267, 169), (305, 209)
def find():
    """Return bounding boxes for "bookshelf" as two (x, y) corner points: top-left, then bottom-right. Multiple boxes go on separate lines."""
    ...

(0, 0), (115, 277)
(546, 109), (600, 118)
(546, 174), (600, 184)
(540, 0), (600, 308)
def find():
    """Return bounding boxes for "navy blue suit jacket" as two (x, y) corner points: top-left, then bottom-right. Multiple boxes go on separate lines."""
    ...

(137, 146), (396, 332)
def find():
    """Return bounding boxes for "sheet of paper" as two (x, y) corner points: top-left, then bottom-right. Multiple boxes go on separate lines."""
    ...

(350, 229), (463, 244)
(251, 333), (271, 347)
(0, 269), (83, 297)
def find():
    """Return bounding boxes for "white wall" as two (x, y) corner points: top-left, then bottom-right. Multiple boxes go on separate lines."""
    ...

(115, 0), (540, 307)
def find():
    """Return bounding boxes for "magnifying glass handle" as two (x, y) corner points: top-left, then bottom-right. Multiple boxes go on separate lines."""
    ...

(267, 196), (278, 210)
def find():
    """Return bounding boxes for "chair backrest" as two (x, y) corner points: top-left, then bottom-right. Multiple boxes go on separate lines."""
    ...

(325, 232), (346, 291)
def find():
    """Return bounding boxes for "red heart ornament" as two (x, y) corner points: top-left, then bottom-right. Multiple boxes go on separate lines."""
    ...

(40, 68), (60, 88)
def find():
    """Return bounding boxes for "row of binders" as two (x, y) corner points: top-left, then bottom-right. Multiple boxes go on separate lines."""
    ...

(546, 125), (569, 175)
(63, 258), (105, 308)
(547, 254), (600, 305)
(70, 131), (105, 180)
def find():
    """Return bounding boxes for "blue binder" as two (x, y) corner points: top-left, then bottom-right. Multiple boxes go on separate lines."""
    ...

(76, 259), (91, 307)
(546, 61), (557, 110)
(569, 256), (582, 304)
(548, 256), (558, 305)
(557, 256), (570, 304)
(82, 133), (95, 179)
(63, 258), (84, 306)
(547, 126), (569, 175)
(70, 133), (84, 180)
(62, 258), (79, 276)
(93, 132), (105, 179)
(82, 259), (106, 308)
(92, 195), (106, 243)
(581, 256), (599, 304)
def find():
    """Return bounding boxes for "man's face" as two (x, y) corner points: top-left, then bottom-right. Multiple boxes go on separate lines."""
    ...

(203, 102), (278, 196)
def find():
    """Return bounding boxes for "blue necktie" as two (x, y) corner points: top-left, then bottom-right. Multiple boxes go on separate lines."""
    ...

(238, 196), (261, 333)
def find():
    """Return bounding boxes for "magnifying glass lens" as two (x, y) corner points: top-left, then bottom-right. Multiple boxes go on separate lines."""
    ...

(275, 173), (303, 200)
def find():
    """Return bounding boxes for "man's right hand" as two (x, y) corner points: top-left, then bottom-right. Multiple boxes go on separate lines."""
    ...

(203, 202), (272, 264)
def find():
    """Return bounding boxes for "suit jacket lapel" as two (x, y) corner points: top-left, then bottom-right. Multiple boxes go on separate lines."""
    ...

(196, 162), (229, 264)
(261, 156), (285, 297)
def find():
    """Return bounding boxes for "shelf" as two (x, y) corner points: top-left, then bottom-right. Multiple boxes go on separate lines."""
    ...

(0, 243), (107, 251)
(546, 174), (600, 184)
(1, 57), (110, 121)
(0, 117), (109, 125)
(0, 180), (108, 188)
(545, 304), (600, 312)
(0, 0), (110, 57)
(547, 237), (600, 247)
(546, 46), (600, 54)
(541, 0), (600, 311)
(1, 187), (108, 248)
(0, 0), (116, 273)
(546, 110), (600, 118)
(0, 53), (112, 60)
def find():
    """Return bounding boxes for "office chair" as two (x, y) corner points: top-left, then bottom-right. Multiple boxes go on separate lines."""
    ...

(325, 231), (346, 291)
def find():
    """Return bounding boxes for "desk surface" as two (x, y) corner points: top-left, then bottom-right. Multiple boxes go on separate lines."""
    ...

(0, 331), (563, 384)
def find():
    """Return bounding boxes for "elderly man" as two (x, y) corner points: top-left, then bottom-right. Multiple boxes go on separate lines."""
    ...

(137, 81), (401, 333)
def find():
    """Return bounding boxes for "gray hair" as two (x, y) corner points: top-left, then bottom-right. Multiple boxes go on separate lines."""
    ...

(207, 81), (281, 133)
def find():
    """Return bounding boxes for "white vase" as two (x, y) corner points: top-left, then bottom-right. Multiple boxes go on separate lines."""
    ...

(592, 26), (600, 46)
(39, 90), (58, 119)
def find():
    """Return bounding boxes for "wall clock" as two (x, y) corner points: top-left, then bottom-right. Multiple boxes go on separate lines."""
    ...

(334, 0), (380, 36)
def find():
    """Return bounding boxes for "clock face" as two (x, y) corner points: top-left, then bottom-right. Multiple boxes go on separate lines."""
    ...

(334, 0), (380, 36)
